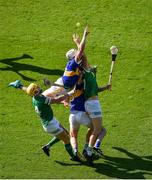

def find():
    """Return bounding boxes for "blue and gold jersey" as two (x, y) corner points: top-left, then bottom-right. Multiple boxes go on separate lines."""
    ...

(70, 80), (85, 112)
(62, 58), (81, 89)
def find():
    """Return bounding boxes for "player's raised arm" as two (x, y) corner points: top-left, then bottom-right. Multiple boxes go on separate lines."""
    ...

(50, 94), (69, 104)
(75, 26), (89, 62)
(73, 33), (81, 48)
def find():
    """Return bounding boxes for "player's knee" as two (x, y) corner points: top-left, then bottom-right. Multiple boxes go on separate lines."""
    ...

(93, 129), (101, 136)
(94, 126), (102, 134)
(57, 130), (70, 144)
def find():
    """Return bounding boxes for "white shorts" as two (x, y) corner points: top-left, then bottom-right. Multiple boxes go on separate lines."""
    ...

(69, 111), (91, 130)
(43, 117), (63, 136)
(85, 99), (102, 118)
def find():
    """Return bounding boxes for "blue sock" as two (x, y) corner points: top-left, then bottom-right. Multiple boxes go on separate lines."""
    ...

(94, 139), (101, 149)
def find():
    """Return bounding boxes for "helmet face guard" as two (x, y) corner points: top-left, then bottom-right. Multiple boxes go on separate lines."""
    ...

(26, 83), (40, 96)
(66, 49), (76, 60)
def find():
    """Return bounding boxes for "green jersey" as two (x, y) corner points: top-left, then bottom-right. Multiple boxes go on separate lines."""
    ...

(83, 70), (98, 100)
(32, 95), (53, 126)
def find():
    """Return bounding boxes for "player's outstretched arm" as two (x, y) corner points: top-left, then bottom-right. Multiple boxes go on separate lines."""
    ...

(50, 86), (76, 104)
(73, 29), (91, 70)
(98, 84), (111, 92)
(73, 33), (81, 48)
(75, 26), (89, 62)
(50, 94), (70, 104)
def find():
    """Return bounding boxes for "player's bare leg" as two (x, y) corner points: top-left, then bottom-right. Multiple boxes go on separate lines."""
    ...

(87, 117), (102, 151)
(82, 127), (93, 157)
(85, 117), (102, 166)
(93, 127), (107, 156)
(70, 129), (78, 154)
(56, 130), (82, 162)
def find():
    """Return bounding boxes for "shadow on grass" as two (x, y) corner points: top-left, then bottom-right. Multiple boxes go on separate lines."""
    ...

(55, 160), (83, 166)
(55, 147), (152, 179)
(0, 54), (64, 81)
(94, 147), (152, 179)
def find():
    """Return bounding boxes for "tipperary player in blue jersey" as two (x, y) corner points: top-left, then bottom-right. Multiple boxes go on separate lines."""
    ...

(62, 26), (89, 89)
(68, 75), (92, 155)
(67, 74), (110, 162)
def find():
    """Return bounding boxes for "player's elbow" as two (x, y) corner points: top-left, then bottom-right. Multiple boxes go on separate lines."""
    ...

(76, 49), (84, 60)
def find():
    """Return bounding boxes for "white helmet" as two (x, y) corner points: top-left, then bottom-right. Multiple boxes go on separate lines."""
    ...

(66, 49), (76, 60)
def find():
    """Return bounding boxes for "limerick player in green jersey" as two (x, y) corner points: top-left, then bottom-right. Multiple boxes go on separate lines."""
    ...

(81, 60), (112, 166)
(73, 32), (111, 166)
(9, 80), (81, 162)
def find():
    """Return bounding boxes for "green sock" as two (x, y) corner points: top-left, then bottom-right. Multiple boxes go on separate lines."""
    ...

(46, 137), (60, 148)
(64, 143), (75, 158)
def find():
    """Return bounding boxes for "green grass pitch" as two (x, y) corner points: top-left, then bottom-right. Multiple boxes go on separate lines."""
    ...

(0, 0), (152, 178)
